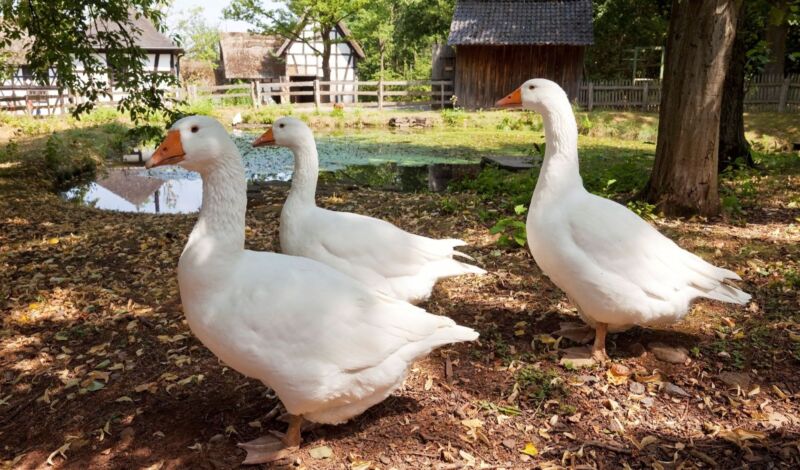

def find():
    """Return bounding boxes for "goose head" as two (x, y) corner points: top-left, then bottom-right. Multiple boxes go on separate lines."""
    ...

(146, 115), (235, 174)
(496, 78), (568, 113)
(251, 117), (314, 149)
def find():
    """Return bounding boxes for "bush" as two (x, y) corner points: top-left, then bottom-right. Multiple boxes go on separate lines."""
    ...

(43, 134), (98, 190)
(80, 107), (121, 125)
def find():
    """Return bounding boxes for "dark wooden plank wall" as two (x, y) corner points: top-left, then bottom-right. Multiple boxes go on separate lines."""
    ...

(453, 45), (585, 109)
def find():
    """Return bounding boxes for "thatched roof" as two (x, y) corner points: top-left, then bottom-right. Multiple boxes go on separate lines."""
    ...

(219, 32), (284, 80)
(3, 15), (180, 64)
(448, 0), (594, 46)
(94, 15), (181, 51)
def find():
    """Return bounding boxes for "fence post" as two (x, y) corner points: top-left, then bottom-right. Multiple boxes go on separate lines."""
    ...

(313, 79), (321, 108)
(439, 82), (445, 109)
(778, 76), (790, 113)
(280, 76), (289, 105)
(641, 81), (649, 111)
(378, 79), (384, 110)
(250, 81), (260, 108)
(587, 82), (594, 111)
(188, 85), (197, 101)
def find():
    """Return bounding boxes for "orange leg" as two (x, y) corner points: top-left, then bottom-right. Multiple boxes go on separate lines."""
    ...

(592, 322), (609, 362)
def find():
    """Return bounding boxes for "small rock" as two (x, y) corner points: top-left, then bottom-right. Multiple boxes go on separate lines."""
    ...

(629, 343), (647, 357)
(610, 363), (631, 377)
(559, 346), (596, 368)
(629, 382), (646, 395)
(718, 371), (751, 390)
(768, 411), (790, 428)
(663, 382), (690, 397)
(648, 342), (689, 364)
(379, 455), (392, 465)
(553, 322), (595, 344)
(309, 445), (333, 460)
(209, 433), (225, 444)
(577, 374), (599, 384)
(641, 397), (655, 408)
(502, 438), (516, 450)
(120, 427), (135, 440)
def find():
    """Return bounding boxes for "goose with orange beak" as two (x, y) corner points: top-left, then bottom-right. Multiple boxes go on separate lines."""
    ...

(146, 115), (478, 464)
(251, 116), (486, 305)
(495, 79), (749, 362)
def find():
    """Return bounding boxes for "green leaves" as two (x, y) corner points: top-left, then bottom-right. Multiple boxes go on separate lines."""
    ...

(0, 1), (181, 124)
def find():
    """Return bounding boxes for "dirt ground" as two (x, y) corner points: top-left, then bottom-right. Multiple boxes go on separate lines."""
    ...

(1, 159), (799, 469)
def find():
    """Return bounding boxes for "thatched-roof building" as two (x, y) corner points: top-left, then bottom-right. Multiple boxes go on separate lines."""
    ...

(1, 15), (181, 114)
(447, 0), (593, 108)
(218, 21), (364, 103)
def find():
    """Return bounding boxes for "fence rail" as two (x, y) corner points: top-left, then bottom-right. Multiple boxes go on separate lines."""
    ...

(576, 74), (800, 112)
(187, 79), (454, 110)
(2, 74), (796, 116)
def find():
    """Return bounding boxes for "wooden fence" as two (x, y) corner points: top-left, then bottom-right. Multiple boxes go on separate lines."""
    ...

(2, 74), (797, 115)
(576, 74), (800, 112)
(187, 79), (454, 110)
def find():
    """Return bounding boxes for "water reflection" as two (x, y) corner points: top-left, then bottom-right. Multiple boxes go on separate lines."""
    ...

(64, 133), (481, 214)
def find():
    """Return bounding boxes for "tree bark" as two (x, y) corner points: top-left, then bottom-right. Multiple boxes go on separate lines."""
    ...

(643, 0), (741, 217)
(718, 4), (753, 172)
(321, 26), (332, 104)
(764, 0), (788, 76)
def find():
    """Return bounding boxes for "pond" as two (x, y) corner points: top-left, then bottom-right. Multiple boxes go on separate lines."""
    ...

(63, 132), (482, 214)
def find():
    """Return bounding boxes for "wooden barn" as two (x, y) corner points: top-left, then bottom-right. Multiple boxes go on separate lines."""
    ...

(447, 0), (593, 109)
(218, 21), (365, 103)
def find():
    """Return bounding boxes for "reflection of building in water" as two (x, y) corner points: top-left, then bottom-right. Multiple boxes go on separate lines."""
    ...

(95, 171), (164, 211)
(162, 180), (179, 211)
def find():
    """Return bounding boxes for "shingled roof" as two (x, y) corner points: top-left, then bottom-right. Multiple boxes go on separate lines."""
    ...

(448, 0), (594, 46)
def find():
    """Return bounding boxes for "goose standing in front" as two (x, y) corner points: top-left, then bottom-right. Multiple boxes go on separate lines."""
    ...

(496, 79), (750, 361)
(146, 115), (478, 464)
(252, 117), (486, 304)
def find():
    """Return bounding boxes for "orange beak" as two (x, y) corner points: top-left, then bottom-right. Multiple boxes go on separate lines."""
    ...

(252, 128), (276, 147)
(496, 87), (522, 108)
(146, 130), (185, 168)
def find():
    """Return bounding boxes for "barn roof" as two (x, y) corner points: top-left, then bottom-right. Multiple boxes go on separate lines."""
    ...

(448, 0), (594, 46)
(218, 32), (284, 80)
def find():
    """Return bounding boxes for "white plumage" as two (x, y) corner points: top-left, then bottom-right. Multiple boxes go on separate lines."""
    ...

(497, 79), (750, 360)
(253, 117), (486, 304)
(147, 115), (478, 463)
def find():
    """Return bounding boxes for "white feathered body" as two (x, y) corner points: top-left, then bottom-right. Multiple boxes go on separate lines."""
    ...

(178, 249), (476, 424)
(275, 131), (485, 304)
(280, 201), (484, 304)
(528, 184), (749, 331)
(522, 82), (749, 332)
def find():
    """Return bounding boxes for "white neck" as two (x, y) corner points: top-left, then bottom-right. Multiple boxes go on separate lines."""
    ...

(533, 97), (583, 198)
(184, 150), (247, 257)
(286, 141), (319, 207)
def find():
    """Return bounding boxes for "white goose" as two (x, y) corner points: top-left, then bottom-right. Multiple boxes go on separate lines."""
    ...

(146, 115), (478, 463)
(252, 117), (486, 304)
(497, 79), (750, 361)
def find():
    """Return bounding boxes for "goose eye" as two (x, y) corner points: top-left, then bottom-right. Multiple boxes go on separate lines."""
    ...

(279, 123), (285, 128)
(529, 85), (536, 90)
(191, 125), (199, 133)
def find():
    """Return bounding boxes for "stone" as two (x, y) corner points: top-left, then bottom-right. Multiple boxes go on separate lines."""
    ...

(663, 382), (690, 397)
(718, 371), (751, 390)
(209, 434), (225, 444)
(559, 347), (596, 368)
(629, 381), (645, 395)
(648, 342), (689, 364)
(553, 322), (595, 344)
(641, 397), (655, 408)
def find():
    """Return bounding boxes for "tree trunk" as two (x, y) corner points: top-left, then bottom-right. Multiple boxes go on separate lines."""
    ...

(643, 0), (741, 217)
(718, 8), (753, 172)
(321, 27), (332, 104)
(764, 0), (788, 76)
